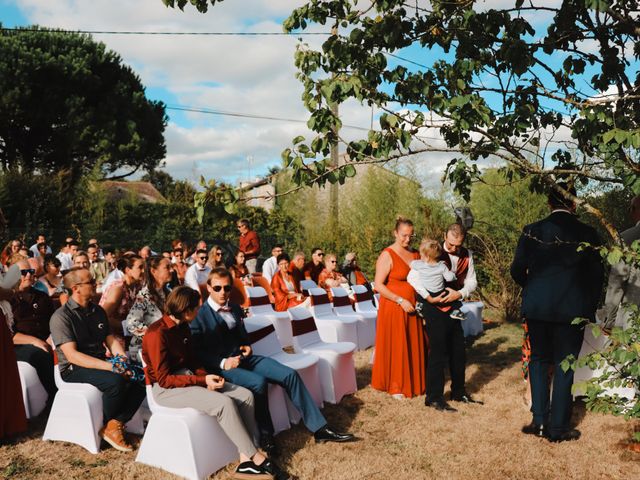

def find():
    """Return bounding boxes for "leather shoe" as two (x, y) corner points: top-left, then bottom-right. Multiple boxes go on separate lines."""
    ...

(425, 399), (457, 412)
(521, 422), (546, 437)
(314, 426), (356, 444)
(450, 393), (484, 405)
(260, 435), (279, 457)
(547, 428), (581, 443)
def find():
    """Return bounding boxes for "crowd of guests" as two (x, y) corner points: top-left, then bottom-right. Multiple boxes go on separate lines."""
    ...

(0, 219), (371, 479)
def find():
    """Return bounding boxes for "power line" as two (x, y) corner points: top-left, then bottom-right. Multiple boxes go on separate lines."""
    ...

(0, 26), (328, 36)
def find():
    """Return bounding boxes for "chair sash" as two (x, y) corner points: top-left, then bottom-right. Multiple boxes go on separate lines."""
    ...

(333, 295), (352, 308)
(292, 316), (317, 337)
(247, 324), (276, 344)
(311, 293), (330, 306)
(354, 290), (374, 303)
(249, 295), (271, 307)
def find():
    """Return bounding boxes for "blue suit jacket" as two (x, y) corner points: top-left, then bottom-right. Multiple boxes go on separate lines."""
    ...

(510, 211), (604, 323)
(189, 302), (249, 373)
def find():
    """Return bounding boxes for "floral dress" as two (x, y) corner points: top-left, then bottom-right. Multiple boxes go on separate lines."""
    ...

(125, 285), (165, 360)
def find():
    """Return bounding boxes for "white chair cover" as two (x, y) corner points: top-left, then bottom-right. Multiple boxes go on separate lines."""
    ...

(288, 307), (357, 404)
(460, 301), (484, 337)
(308, 288), (358, 346)
(331, 287), (376, 350)
(17, 361), (48, 419)
(245, 286), (293, 347)
(352, 284), (378, 314)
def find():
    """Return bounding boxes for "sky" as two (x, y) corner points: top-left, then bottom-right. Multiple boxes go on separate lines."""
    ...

(0, 0), (599, 190)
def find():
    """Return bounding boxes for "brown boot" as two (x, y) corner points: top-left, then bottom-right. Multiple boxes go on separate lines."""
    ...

(99, 419), (133, 452)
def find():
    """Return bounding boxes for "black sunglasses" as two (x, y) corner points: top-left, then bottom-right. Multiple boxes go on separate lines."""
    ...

(198, 256), (208, 261)
(20, 268), (36, 276)
(211, 285), (232, 292)
(317, 252), (325, 256)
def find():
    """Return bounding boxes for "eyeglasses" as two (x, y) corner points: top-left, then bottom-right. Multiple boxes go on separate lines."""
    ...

(20, 268), (36, 276)
(215, 252), (223, 256)
(329, 260), (337, 264)
(317, 252), (324, 257)
(210, 285), (232, 292)
(198, 256), (208, 261)
(75, 278), (96, 287)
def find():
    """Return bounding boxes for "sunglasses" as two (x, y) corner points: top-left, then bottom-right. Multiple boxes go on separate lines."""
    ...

(317, 252), (324, 256)
(198, 256), (208, 261)
(20, 268), (36, 276)
(210, 285), (232, 292)
(329, 260), (337, 264)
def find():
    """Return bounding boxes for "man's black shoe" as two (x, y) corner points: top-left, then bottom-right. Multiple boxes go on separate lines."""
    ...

(521, 422), (546, 437)
(261, 460), (293, 480)
(547, 428), (581, 443)
(234, 460), (273, 479)
(425, 399), (457, 412)
(313, 426), (356, 443)
(450, 393), (484, 405)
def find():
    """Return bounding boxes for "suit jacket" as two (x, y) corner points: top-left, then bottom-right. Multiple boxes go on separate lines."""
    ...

(510, 210), (604, 323)
(189, 302), (249, 373)
(601, 223), (640, 329)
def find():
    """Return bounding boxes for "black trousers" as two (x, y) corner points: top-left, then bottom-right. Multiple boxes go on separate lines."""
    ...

(14, 344), (57, 398)
(527, 319), (584, 435)
(422, 300), (466, 402)
(63, 366), (146, 424)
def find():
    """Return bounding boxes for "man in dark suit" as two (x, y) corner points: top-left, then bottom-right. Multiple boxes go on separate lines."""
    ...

(511, 183), (604, 442)
(189, 267), (355, 452)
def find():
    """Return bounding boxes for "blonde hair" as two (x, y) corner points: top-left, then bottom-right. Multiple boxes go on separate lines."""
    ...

(419, 238), (442, 261)
(394, 215), (413, 231)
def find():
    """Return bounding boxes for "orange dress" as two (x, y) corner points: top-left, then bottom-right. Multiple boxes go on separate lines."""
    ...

(371, 248), (426, 397)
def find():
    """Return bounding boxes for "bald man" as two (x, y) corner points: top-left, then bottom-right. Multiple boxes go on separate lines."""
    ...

(601, 195), (640, 330)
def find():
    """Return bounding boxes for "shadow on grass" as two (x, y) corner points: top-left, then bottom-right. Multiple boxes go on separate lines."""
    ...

(464, 335), (521, 395)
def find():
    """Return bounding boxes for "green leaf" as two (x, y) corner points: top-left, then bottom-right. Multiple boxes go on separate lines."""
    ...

(344, 164), (356, 177)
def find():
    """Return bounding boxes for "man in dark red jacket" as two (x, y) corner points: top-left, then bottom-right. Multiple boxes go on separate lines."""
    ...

(237, 219), (261, 274)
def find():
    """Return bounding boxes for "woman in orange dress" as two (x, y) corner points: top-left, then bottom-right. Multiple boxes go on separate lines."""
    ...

(371, 216), (426, 399)
(271, 253), (308, 312)
(317, 253), (348, 300)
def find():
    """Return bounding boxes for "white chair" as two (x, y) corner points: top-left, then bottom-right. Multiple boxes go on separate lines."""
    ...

(352, 284), (379, 313)
(308, 288), (358, 346)
(288, 307), (357, 404)
(43, 361), (147, 453)
(331, 287), (376, 350)
(17, 361), (48, 419)
(136, 384), (239, 480)
(460, 301), (484, 337)
(300, 279), (318, 295)
(246, 286), (293, 347)
(245, 315), (323, 411)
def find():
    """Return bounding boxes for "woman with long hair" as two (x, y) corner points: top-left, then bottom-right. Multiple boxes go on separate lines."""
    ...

(229, 249), (251, 286)
(34, 255), (62, 297)
(125, 256), (173, 359)
(206, 244), (225, 269)
(100, 254), (145, 337)
(271, 253), (308, 312)
(1, 239), (22, 269)
(371, 216), (426, 399)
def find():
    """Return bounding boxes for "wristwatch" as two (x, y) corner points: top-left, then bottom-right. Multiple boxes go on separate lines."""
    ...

(396, 297), (404, 305)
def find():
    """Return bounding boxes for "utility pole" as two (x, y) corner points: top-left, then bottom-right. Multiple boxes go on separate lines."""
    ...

(329, 23), (340, 234)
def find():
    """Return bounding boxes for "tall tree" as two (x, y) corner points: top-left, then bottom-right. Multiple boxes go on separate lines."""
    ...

(166, 0), (639, 240)
(0, 26), (167, 180)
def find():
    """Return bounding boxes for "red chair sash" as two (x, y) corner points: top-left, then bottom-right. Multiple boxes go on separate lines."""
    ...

(247, 324), (276, 344)
(354, 290), (374, 303)
(250, 295), (271, 307)
(332, 295), (352, 308)
(311, 293), (330, 306)
(292, 316), (317, 336)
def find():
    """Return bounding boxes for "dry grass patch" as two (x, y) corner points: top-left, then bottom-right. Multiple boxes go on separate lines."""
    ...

(2, 321), (639, 479)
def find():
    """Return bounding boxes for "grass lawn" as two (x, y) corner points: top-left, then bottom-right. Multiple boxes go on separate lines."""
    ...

(2, 321), (639, 479)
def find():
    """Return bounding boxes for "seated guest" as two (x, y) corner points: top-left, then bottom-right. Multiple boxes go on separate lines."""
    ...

(125, 256), (173, 360)
(190, 268), (355, 452)
(139, 245), (152, 260)
(318, 253), (348, 299)
(189, 240), (208, 265)
(50, 267), (146, 452)
(9, 259), (57, 399)
(29, 234), (52, 257)
(340, 252), (370, 287)
(100, 254), (145, 337)
(271, 254), (308, 312)
(142, 286), (281, 479)
(88, 243), (109, 292)
(261, 245), (283, 284)
(184, 249), (212, 298)
(103, 247), (117, 272)
(1, 263), (27, 441)
(171, 248), (188, 285)
(34, 255), (62, 297)
(206, 245), (225, 269)
(1, 239), (22, 269)
(230, 250), (252, 286)
(18, 246), (41, 276)
(303, 248), (325, 284)
(288, 251), (305, 292)
(72, 251), (90, 269)
(56, 239), (78, 272)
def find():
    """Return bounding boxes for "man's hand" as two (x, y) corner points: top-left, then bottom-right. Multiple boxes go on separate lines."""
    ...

(205, 374), (225, 390)
(440, 288), (462, 303)
(239, 345), (252, 357)
(224, 355), (242, 370)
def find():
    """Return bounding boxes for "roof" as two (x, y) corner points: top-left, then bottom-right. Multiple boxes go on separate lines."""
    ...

(100, 181), (166, 204)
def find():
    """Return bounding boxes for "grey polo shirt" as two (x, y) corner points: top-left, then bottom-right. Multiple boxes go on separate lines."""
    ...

(50, 297), (110, 375)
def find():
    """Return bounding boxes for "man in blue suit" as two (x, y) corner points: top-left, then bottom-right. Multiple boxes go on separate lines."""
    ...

(190, 267), (355, 453)
(511, 183), (604, 442)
